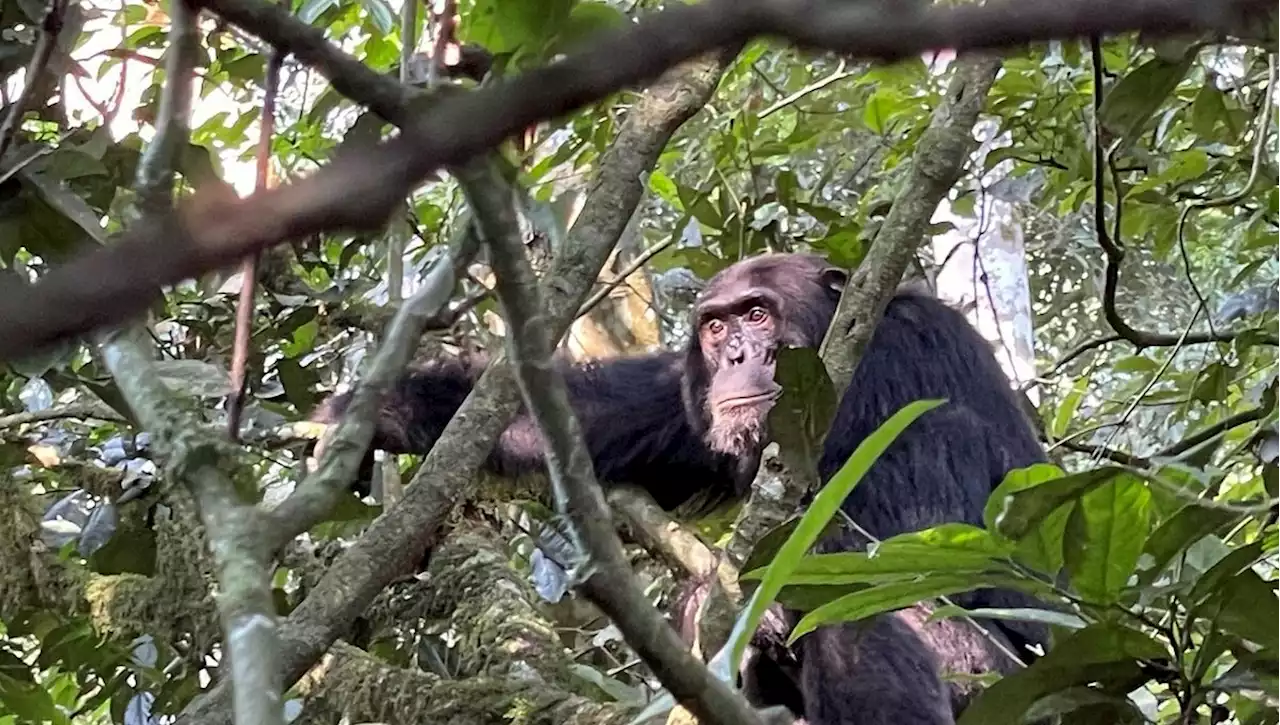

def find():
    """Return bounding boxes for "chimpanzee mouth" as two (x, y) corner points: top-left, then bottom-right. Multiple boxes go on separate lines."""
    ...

(716, 390), (782, 410)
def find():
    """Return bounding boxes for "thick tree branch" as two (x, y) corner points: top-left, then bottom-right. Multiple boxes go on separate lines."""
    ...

(174, 51), (733, 725)
(0, 0), (1267, 364)
(96, 4), (285, 725)
(608, 485), (718, 580)
(466, 158), (763, 725)
(820, 54), (1002, 400)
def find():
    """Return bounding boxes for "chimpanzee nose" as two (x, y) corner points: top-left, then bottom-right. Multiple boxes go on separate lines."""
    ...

(727, 343), (746, 365)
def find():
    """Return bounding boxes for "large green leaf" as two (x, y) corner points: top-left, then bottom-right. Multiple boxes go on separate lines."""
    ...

(1063, 475), (1153, 604)
(1138, 504), (1240, 585)
(988, 465), (1130, 541)
(789, 573), (1012, 642)
(705, 398), (946, 681)
(1098, 53), (1194, 146)
(957, 622), (1168, 725)
(768, 346), (839, 470)
(750, 524), (1015, 585)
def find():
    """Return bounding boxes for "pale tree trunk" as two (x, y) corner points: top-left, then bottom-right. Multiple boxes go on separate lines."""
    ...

(929, 117), (1039, 405)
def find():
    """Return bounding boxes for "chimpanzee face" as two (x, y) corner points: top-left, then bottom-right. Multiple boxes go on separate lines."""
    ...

(686, 254), (846, 457)
(697, 287), (784, 454)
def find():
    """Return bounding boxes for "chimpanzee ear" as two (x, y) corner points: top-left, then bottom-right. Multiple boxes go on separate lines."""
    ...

(820, 267), (849, 293)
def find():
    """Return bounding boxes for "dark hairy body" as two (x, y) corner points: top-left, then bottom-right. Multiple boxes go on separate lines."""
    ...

(313, 253), (1051, 724)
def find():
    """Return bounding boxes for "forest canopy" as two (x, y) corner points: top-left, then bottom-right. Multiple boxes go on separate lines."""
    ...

(0, 0), (1275, 724)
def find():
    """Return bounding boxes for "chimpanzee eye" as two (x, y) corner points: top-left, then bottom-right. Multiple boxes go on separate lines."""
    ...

(706, 319), (726, 336)
(747, 307), (769, 323)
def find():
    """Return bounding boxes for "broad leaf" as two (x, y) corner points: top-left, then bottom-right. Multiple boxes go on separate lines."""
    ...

(768, 346), (839, 470)
(988, 465), (1129, 541)
(958, 622), (1168, 725)
(1063, 475), (1153, 604)
(1099, 54), (1194, 146)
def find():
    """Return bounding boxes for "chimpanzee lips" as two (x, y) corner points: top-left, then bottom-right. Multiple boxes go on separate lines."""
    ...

(716, 389), (782, 410)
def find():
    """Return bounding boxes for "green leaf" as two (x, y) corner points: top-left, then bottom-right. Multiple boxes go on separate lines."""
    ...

(988, 465), (1129, 541)
(1063, 475), (1153, 604)
(1098, 54), (1194, 146)
(751, 524), (1015, 584)
(957, 622), (1168, 725)
(862, 87), (907, 135)
(1052, 377), (1088, 439)
(1190, 84), (1230, 139)
(1025, 688), (1145, 723)
(706, 398), (946, 681)
(1128, 149), (1210, 196)
(1204, 569), (1280, 651)
(647, 170), (681, 210)
(789, 573), (1008, 642)
(1188, 540), (1263, 606)
(768, 346), (839, 469)
(464, 0), (573, 58)
(358, 0), (395, 34)
(297, 0), (339, 23)
(1013, 499), (1072, 575)
(549, 1), (626, 54)
(738, 516), (841, 580)
(926, 605), (1088, 630)
(1111, 355), (1160, 374)
(1138, 504), (1240, 585)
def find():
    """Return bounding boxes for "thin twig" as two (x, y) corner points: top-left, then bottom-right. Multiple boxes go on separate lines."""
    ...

(1175, 52), (1276, 335)
(1019, 333), (1124, 392)
(227, 44), (285, 438)
(576, 236), (677, 318)
(1088, 37), (1278, 349)
(758, 61), (857, 118)
(0, 0), (68, 161)
(1092, 305), (1203, 462)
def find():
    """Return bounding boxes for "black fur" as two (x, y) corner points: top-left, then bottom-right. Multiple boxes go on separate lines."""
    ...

(313, 253), (1051, 724)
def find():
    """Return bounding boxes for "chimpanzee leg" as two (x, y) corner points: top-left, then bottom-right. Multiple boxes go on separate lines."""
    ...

(796, 613), (954, 725)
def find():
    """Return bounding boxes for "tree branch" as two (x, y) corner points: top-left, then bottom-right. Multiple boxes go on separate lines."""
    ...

(0, 0), (68, 161)
(262, 230), (480, 557)
(465, 157), (763, 725)
(96, 4), (285, 725)
(0, 0), (1267, 364)
(174, 51), (733, 725)
(820, 54), (1002, 395)
(0, 403), (125, 430)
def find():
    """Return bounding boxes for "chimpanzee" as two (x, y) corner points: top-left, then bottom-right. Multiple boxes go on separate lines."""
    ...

(312, 252), (1051, 724)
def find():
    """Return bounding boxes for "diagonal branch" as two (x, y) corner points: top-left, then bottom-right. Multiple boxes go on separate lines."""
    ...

(0, 0), (1267, 364)
(173, 50), (734, 725)
(462, 157), (764, 725)
(820, 54), (1002, 395)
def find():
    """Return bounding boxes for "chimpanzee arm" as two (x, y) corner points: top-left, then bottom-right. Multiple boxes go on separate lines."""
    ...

(310, 351), (740, 511)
